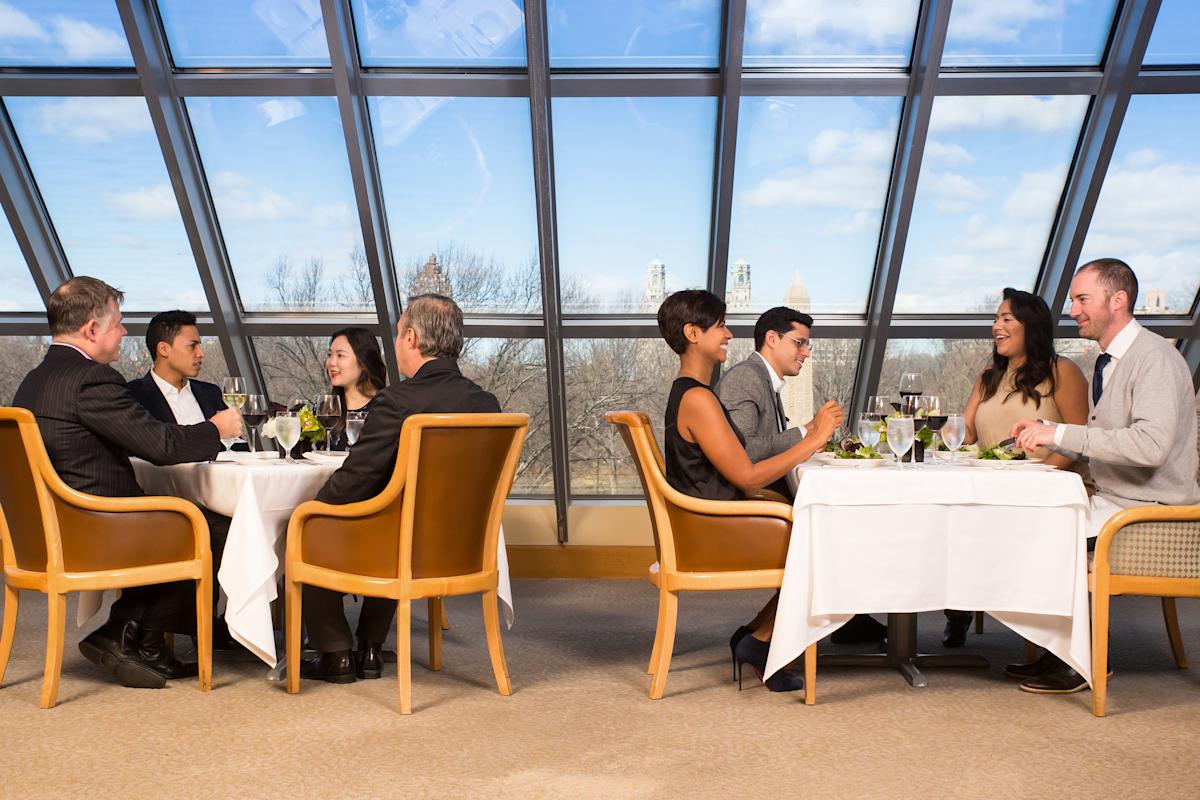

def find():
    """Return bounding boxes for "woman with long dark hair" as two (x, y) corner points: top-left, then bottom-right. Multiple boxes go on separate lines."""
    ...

(324, 326), (387, 449)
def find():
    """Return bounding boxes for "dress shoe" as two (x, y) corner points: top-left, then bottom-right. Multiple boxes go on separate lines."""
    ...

(830, 614), (887, 645)
(78, 620), (167, 690)
(137, 629), (199, 680)
(942, 610), (973, 648)
(728, 625), (752, 681)
(356, 641), (384, 680)
(1019, 662), (1090, 694)
(300, 650), (356, 684)
(734, 635), (805, 693)
(1004, 648), (1061, 679)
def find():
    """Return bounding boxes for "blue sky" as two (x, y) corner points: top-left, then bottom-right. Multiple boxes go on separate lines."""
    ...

(0, 212), (40, 311)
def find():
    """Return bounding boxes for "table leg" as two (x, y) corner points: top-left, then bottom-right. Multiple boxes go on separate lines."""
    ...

(816, 613), (989, 688)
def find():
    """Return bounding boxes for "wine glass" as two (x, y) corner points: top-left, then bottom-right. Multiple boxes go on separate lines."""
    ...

(865, 395), (891, 421)
(221, 377), (247, 411)
(345, 410), (367, 447)
(941, 414), (967, 465)
(275, 410), (302, 464)
(922, 395), (945, 456)
(857, 412), (881, 449)
(887, 415), (915, 468)
(899, 372), (922, 400)
(314, 394), (342, 452)
(242, 394), (268, 453)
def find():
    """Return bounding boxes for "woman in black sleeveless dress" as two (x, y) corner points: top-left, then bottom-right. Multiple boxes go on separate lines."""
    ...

(657, 290), (841, 692)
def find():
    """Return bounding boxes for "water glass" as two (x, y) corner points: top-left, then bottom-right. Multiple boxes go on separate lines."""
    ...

(275, 411), (302, 463)
(888, 415), (915, 467)
(941, 414), (967, 464)
(345, 410), (367, 447)
(857, 413), (881, 449)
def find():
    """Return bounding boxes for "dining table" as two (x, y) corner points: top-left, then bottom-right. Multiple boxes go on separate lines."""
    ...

(765, 455), (1093, 688)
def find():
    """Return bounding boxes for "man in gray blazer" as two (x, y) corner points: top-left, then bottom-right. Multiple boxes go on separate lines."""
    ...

(1010, 258), (1200, 694)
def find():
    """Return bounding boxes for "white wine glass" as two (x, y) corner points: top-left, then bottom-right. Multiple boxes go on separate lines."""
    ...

(221, 377), (247, 410)
(942, 414), (967, 465)
(888, 415), (915, 468)
(275, 410), (302, 464)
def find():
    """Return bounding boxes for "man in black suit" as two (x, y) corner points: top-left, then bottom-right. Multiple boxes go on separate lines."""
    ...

(13, 277), (244, 689)
(127, 310), (226, 424)
(300, 294), (501, 684)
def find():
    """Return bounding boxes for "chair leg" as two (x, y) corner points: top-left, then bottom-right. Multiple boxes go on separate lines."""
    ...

(427, 597), (442, 672)
(1091, 588), (1111, 717)
(648, 590), (677, 700)
(1024, 639), (1039, 664)
(804, 642), (816, 706)
(285, 579), (302, 695)
(439, 598), (450, 631)
(1162, 597), (1188, 669)
(397, 600), (412, 715)
(483, 590), (512, 696)
(0, 585), (18, 685)
(647, 589), (666, 676)
(39, 593), (66, 709)
(196, 576), (212, 692)
(974, 611), (984, 634)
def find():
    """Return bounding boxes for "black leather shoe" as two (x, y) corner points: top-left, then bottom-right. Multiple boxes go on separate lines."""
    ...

(830, 614), (887, 645)
(78, 620), (167, 689)
(300, 651), (356, 684)
(734, 635), (804, 693)
(356, 642), (383, 680)
(1019, 662), (1090, 694)
(1004, 649), (1061, 679)
(942, 610), (973, 648)
(138, 629), (199, 680)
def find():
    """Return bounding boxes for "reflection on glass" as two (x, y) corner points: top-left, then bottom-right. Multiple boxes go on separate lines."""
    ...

(896, 95), (1089, 313)
(351, 0), (526, 67)
(0, 336), (48, 404)
(1144, 0), (1200, 66)
(6, 97), (208, 311)
(1055, 338), (1101, 379)
(368, 97), (541, 314)
(186, 97), (366, 312)
(0, 213), (42, 311)
(157, 0), (330, 67)
(548, 0), (720, 67)
(744, 0), (920, 67)
(0, 1), (132, 66)
(1080, 95), (1200, 315)
(728, 97), (902, 314)
(942, 0), (1118, 67)
(880, 339), (995, 413)
(553, 97), (716, 314)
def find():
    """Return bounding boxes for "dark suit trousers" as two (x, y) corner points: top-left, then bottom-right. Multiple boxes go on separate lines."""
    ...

(303, 586), (396, 652)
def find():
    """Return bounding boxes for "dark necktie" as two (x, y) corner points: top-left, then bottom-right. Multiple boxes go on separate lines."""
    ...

(1092, 352), (1112, 406)
(773, 391), (787, 433)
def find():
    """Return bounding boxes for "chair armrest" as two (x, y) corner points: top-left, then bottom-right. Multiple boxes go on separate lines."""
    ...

(663, 487), (792, 523)
(1092, 504), (1200, 574)
(745, 488), (790, 504)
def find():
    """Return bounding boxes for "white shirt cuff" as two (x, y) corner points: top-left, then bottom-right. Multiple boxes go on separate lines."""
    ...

(1050, 421), (1065, 446)
(797, 424), (807, 438)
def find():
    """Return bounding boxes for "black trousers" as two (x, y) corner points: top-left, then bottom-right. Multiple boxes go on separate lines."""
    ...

(303, 586), (397, 652)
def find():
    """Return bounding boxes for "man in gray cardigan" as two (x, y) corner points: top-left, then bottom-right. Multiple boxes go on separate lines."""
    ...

(1011, 258), (1200, 694)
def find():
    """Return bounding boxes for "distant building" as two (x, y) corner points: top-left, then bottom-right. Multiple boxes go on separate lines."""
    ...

(780, 271), (815, 429)
(728, 259), (752, 312)
(411, 254), (452, 298)
(642, 258), (667, 312)
(1139, 288), (1169, 314)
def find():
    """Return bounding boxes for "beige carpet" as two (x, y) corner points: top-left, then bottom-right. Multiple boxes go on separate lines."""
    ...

(0, 581), (1197, 799)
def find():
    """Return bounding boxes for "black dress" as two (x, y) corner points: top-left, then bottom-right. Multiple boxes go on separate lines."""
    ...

(664, 376), (746, 501)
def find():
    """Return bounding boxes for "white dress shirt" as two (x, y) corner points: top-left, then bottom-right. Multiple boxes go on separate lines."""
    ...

(151, 368), (206, 425)
(50, 341), (92, 360)
(1052, 318), (1141, 446)
(755, 352), (808, 437)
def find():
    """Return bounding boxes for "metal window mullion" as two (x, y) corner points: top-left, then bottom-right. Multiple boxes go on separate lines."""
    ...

(525, 0), (571, 543)
(849, 0), (953, 419)
(116, 0), (265, 394)
(321, 0), (402, 379)
(706, 0), (745, 303)
(1035, 0), (1161, 317)
(0, 100), (71, 302)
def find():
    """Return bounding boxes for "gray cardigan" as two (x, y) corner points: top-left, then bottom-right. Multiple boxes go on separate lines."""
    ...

(1058, 327), (1200, 508)
(715, 354), (805, 462)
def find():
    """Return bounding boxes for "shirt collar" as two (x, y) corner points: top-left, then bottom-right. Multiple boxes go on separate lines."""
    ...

(1102, 318), (1141, 360)
(755, 352), (785, 394)
(50, 341), (92, 361)
(150, 367), (192, 399)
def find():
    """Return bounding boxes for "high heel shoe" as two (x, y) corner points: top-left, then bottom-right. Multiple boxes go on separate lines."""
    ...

(728, 625), (752, 681)
(734, 635), (804, 693)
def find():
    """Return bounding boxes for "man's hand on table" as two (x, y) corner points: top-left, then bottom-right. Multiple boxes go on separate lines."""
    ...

(1010, 418), (1057, 452)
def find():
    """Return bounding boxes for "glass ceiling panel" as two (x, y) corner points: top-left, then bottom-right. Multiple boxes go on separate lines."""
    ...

(1080, 94), (1200, 315)
(896, 95), (1089, 313)
(942, 0), (1118, 67)
(553, 97), (716, 314)
(1144, 0), (1200, 66)
(6, 96), (208, 311)
(547, 0), (721, 68)
(0, 1), (132, 67)
(368, 96), (541, 314)
(743, 0), (920, 68)
(727, 96), (901, 315)
(186, 96), (367, 312)
(0, 210), (42, 311)
(351, 0), (526, 67)
(157, 0), (330, 67)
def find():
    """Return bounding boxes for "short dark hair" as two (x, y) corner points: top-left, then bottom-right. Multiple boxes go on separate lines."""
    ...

(753, 306), (814, 351)
(657, 290), (726, 355)
(404, 293), (464, 359)
(145, 310), (198, 358)
(1078, 258), (1138, 313)
(47, 276), (124, 335)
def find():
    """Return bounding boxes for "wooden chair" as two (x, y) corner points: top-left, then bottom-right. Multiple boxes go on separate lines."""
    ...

(0, 407), (212, 708)
(285, 413), (528, 714)
(606, 411), (815, 703)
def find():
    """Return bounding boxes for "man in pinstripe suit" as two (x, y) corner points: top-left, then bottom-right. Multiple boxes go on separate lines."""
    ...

(13, 277), (243, 689)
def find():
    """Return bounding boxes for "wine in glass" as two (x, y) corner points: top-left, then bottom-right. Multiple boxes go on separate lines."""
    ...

(345, 410), (367, 447)
(275, 410), (302, 464)
(899, 372), (922, 405)
(857, 412), (882, 449)
(922, 395), (946, 456)
(888, 415), (915, 468)
(941, 414), (967, 465)
(314, 394), (342, 452)
(865, 395), (891, 421)
(242, 394), (268, 453)
(221, 377), (247, 410)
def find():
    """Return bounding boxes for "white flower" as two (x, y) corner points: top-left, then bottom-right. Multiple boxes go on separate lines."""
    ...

(259, 417), (278, 440)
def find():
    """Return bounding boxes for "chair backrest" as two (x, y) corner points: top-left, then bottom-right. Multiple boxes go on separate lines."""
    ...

(606, 411), (664, 565)
(0, 408), (58, 574)
(400, 413), (528, 581)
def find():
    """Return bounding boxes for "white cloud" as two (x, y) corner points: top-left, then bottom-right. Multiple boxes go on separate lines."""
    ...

(258, 98), (306, 128)
(0, 2), (47, 41)
(1086, 161), (1200, 255)
(50, 17), (127, 60)
(1123, 148), (1162, 169)
(947, 0), (1067, 44)
(35, 97), (151, 143)
(930, 95), (1087, 134)
(209, 171), (295, 221)
(923, 139), (974, 166)
(806, 127), (894, 165)
(922, 171), (987, 212)
(112, 183), (179, 220)
(741, 126), (894, 211)
(310, 202), (356, 228)
(1002, 168), (1067, 219)
(827, 210), (877, 234)
(747, 0), (918, 50)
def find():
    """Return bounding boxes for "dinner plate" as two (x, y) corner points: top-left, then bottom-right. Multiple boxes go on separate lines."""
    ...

(302, 451), (350, 465)
(826, 458), (889, 468)
(964, 458), (1051, 469)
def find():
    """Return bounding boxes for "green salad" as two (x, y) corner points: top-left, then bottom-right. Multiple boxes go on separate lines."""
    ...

(834, 444), (884, 460)
(978, 444), (1026, 461)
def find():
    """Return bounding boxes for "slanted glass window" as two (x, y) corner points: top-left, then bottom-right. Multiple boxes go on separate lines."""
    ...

(350, 0), (526, 67)
(942, 0), (1118, 67)
(547, 0), (721, 68)
(111, 336), (228, 385)
(254, 336), (336, 404)
(552, 97), (716, 314)
(880, 338), (995, 414)
(0, 1), (132, 67)
(725, 337), (863, 422)
(6, 97), (208, 311)
(895, 95), (1089, 313)
(728, 97), (901, 315)
(368, 97), (541, 314)
(1080, 95), (1200, 315)
(743, 0), (920, 68)
(1144, 0), (1200, 66)
(0, 212), (42, 311)
(0, 336), (48, 404)
(186, 97), (367, 313)
(157, 0), (330, 67)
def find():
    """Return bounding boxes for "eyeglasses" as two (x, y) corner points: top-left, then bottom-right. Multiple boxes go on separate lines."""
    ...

(781, 334), (812, 350)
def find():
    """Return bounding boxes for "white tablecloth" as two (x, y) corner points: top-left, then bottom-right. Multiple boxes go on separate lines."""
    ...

(766, 462), (1092, 684)
(114, 459), (513, 668)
